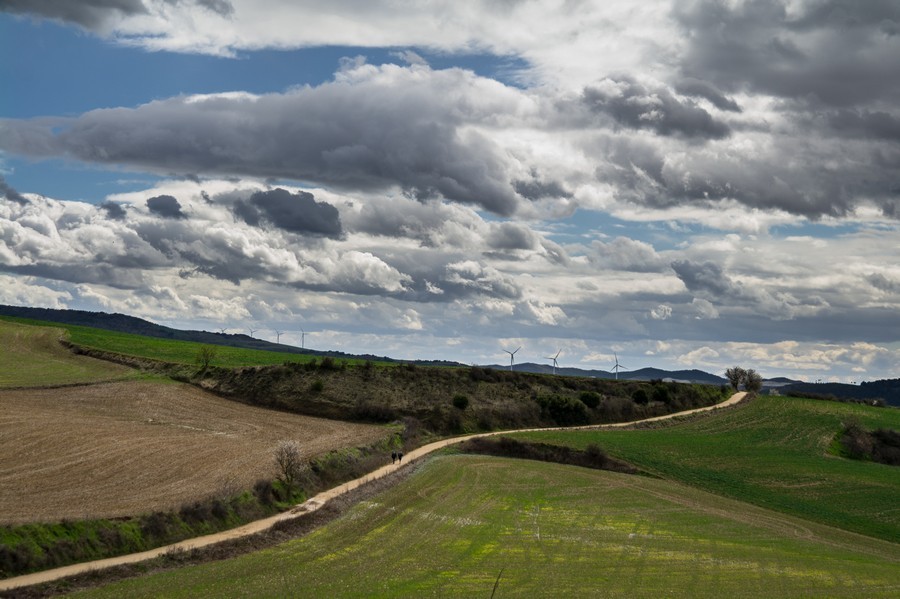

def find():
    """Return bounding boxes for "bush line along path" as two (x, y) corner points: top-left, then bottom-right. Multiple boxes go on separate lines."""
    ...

(0, 392), (747, 593)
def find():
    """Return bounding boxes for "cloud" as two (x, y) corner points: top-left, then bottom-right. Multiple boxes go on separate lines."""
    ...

(233, 188), (342, 237)
(146, 195), (186, 219)
(0, 63), (533, 216)
(867, 272), (900, 292)
(691, 298), (719, 320)
(0, 175), (28, 206)
(582, 75), (730, 140)
(673, 77), (741, 112)
(444, 260), (521, 300)
(0, 0), (233, 31)
(825, 109), (900, 141)
(591, 237), (666, 272)
(486, 222), (538, 251)
(99, 201), (127, 220)
(670, 258), (829, 320)
(672, 0), (900, 108)
(650, 304), (672, 320)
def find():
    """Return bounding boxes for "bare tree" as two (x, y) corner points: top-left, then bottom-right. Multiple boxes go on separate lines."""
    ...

(725, 366), (747, 391)
(744, 368), (763, 393)
(274, 440), (303, 494)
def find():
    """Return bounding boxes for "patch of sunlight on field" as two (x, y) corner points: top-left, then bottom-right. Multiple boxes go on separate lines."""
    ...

(0, 320), (134, 388)
(72, 455), (900, 599)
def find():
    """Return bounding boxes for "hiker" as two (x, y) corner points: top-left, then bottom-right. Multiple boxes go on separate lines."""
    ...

(391, 451), (397, 464)
(397, 451), (404, 464)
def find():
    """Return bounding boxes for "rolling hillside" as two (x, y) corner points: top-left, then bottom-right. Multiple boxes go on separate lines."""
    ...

(0, 320), (134, 388)
(69, 456), (900, 598)
(515, 395), (900, 543)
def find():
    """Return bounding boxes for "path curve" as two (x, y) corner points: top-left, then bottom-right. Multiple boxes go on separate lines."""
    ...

(0, 392), (747, 592)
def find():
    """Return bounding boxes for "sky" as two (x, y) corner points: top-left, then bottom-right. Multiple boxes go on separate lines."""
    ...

(1, 1), (899, 382)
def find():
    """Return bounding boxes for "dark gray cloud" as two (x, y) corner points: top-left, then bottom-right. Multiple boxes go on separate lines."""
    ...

(0, 0), (232, 30)
(825, 109), (900, 141)
(670, 258), (829, 320)
(0, 66), (527, 216)
(146, 195), (186, 219)
(672, 0), (900, 108)
(0, 0), (147, 29)
(582, 75), (730, 140)
(868, 273), (900, 292)
(1, 261), (146, 289)
(233, 188), (342, 237)
(0, 175), (28, 205)
(513, 177), (572, 201)
(671, 260), (734, 297)
(486, 222), (537, 251)
(673, 78), (741, 112)
(590, 131), (900, 219)
(100, 201), (127, 220)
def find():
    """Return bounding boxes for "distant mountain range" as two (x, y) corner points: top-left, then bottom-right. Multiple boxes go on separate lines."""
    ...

(484, 362), (729, 385)
(2, 304), (896, 406)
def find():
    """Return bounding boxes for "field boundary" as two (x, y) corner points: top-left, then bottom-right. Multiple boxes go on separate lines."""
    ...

(0, 391), (747, 593)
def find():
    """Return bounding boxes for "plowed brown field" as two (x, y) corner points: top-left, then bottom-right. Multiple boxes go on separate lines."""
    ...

(0, 380), (391, 524)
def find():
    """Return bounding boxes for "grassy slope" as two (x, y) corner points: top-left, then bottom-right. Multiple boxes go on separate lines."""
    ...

(0, 315), (364, 369)
(72, 456), (899, 599)
(514, 395), (900, 543)
(0, 320), (134, 387)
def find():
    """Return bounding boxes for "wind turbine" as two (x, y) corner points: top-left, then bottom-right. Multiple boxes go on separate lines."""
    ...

(274, 330), (283, 344)
(545, 349), (561, 375)
(612, 352), (627, 380)
(218, 327), (228, 335)
(300, 328), (306, 349)
(248, 327), (257, 338)
(503, 347), (521, 371)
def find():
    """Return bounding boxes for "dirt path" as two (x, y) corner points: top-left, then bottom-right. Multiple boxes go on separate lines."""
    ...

(0, 392), (747, 592)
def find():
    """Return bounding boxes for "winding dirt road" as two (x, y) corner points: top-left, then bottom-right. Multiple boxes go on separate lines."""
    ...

(0, 392), (747, 592)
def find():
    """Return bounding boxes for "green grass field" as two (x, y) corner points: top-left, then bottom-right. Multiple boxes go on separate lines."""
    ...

(0, 320), (135, 387)
(0, 316), (368, 369)
(71, 455), (899, 598)
(513, 395), (900, 543)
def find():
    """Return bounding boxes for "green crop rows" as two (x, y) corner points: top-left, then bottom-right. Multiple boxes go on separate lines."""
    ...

(514, 395), (900, 543)
(0, 320), (135, 387)
(71, 455), (899, 598)
(0, 316), (370, 369)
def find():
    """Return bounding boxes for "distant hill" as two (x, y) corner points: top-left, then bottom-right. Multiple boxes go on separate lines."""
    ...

(488, 362), (727, 385)
(4, 305), (896, 404)
(0, 304), (461, 367)
(777, 380), (900, 408)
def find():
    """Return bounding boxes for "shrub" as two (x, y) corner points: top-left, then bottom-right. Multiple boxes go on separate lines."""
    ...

(652, 385), (670, 404)
(352, 400), (398, 423)
(140, 512), (172, 539)
(194, 345), (218, 370)
(179, 501), (213, 525)
(631, 388), (649, 405)
(536, 394), (590, 426)
(452, 394), (470, 410)
(253, 479), (276, 505)
(310, 379), (325, 393)
(578, 391), (601, 409)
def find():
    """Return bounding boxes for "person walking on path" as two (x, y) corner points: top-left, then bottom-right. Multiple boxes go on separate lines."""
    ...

(397, 451), (404, 464)
(391, 451), (397, 464)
